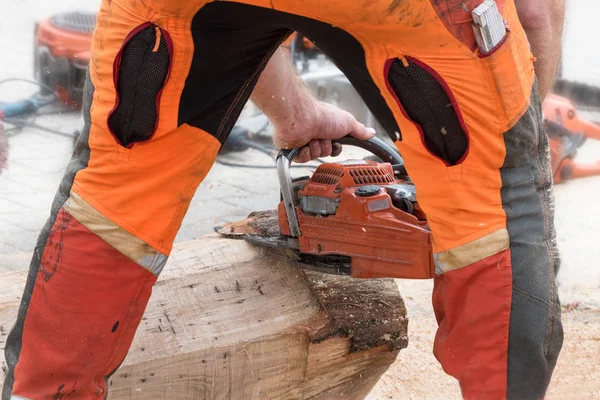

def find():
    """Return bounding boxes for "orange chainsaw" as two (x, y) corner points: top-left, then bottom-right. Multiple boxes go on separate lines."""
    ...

(543, 93), (600, 183)
(217, 137), (435, 280)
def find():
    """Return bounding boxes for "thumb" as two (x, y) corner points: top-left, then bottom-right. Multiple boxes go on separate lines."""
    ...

(346, 117), (376, 141)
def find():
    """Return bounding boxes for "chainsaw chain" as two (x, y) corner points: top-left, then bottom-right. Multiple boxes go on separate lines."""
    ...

(553, 79), (600, 114)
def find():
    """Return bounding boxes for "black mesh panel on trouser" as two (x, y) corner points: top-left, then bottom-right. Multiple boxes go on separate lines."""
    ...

(108, 24), (170, 147)
(501, 81), (563, 399)
(386, 58), (467, 165)
(2, 70), (95, 400)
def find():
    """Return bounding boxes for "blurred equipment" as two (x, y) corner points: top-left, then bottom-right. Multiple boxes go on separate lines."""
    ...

(0, 92), (56, 121)
(543, 94), (600, 183)
(34, 11), (95, 107)
(0, 79), (80, 147)
(553, 79), (600, 112)
(283, 33), (321, 73)
(217, 136), (436, 280)
(0, 122), (7, 174)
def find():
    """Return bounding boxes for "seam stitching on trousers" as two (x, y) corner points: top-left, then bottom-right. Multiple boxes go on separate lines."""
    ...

(533, 91), (556, 357)
(215, 30), (293, 141)
(72, 183), (167, 255)
(512, 286), (551, 310)
(544, 317), (556, 358)
(64, 194), (166, 276)
(94, 274), (154, 395)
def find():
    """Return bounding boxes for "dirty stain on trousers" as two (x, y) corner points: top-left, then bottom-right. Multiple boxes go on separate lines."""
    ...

(3, 0), (563, 398)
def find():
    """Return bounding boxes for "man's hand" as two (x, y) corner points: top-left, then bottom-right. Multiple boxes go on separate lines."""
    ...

(251, 48), (375, 163)
(272, 100), (376, 163)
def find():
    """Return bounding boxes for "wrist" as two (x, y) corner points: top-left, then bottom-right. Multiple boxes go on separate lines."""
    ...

(272, 95), (321, 148)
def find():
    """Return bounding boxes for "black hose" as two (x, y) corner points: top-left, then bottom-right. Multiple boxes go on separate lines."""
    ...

(0, 78), (57, 99)
(27, 122), (77, 138)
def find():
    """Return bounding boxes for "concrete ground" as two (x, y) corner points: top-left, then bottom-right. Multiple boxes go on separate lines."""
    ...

(1, 0), (600, 398)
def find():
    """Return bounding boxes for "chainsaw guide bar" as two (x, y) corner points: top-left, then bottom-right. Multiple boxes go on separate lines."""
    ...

(215, 210), (352, 276)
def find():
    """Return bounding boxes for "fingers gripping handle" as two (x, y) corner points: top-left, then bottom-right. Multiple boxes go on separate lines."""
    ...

(278, 136), (404, 164)
(276, 136), (405, 238)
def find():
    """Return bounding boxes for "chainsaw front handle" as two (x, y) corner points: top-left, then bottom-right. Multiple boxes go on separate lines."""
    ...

(276, 135), (406, 238)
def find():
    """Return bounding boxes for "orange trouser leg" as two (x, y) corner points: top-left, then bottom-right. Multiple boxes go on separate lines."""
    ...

(2, 1), (223, 396)
(347, 1), (563, 396)
(3, 73), (220, 398)
(427, 87), (563, 399)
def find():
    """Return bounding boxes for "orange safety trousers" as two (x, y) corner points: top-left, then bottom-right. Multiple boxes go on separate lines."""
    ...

(3, 1), (563, 399)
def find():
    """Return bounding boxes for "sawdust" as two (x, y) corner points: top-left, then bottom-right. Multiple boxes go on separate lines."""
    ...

(305, 271), (408, 352)
(366, 280), (600, 399)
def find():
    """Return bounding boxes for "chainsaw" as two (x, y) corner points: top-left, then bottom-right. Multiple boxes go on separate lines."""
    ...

(34, 11), (95, 107)
(543, 93), (600, 183)
(217, 136), (435, 280)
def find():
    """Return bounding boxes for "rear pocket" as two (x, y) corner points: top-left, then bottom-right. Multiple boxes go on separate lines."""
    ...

(108, 23), (172, 148)
(385, 56), (469, 166)
(478, 33), (532, 132)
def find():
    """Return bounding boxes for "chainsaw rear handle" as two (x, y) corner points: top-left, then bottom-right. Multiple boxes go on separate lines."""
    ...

(278, 135), (404, 165)
(276, 135), (406, 238)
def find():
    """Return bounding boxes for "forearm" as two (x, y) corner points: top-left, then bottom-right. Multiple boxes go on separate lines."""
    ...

(250, 47), (374, 159)
(251, 49), (316, 136)
(515, 0), (566, 100)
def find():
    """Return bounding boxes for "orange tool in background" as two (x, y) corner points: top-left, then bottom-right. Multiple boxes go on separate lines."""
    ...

(34, 11), (94, 108)
(27, 11), (600, 185)
(543, 94), (600, 183)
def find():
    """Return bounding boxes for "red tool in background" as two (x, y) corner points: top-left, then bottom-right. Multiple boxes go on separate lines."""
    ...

(34, 11), (94, 108)
(0, 123), (7, 174)
(0, 11), (95, 169)
(543, 94), (600, 183)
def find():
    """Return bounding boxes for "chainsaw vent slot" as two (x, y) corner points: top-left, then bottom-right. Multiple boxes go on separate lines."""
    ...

(310, 167), (345, 185)
(348, 167), (395, 185)
(108, 23), (172, 148)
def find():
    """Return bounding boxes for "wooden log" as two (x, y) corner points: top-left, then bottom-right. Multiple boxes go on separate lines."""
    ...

(0, 234), (408, 399)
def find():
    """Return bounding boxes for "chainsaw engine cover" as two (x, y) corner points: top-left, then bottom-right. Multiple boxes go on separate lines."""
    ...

(278, 159), (434, 279)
